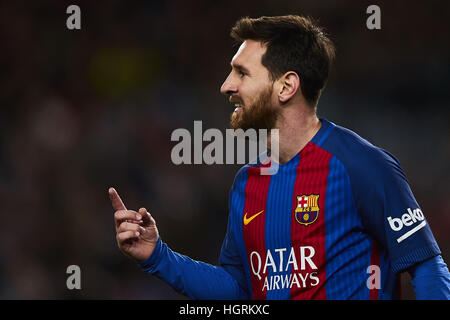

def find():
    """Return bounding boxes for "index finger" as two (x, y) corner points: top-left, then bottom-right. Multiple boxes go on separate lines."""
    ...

(108, 187), (127, 211)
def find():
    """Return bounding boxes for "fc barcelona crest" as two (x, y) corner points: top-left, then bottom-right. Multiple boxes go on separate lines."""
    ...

(294, 194), (319, 226)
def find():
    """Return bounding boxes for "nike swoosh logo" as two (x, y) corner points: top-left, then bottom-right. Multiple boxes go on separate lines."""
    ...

(243, 210), (264, 226)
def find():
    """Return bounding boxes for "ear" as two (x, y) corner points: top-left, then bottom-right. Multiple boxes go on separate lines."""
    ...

(277, 71), (300, 103)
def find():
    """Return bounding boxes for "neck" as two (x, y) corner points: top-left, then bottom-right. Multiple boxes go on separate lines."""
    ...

(267, 106), (321, 164)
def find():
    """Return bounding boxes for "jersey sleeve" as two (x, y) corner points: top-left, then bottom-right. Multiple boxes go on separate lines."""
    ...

(218, 212), (250, 298)
(350, 147), (441, 273)
(137, 216), (248, 299)
(409, 255), (450, 299)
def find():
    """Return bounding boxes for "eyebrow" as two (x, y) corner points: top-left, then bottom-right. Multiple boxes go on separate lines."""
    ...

(230, 62), (250, 74)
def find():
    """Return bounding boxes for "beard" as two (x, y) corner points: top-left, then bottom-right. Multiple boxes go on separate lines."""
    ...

(229, 85), (281, 131)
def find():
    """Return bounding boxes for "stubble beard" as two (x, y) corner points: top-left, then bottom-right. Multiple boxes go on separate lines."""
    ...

(229, 85), (281, 132)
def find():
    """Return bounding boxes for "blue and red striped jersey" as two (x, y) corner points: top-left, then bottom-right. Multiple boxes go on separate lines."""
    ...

(139, 119), (441, 300)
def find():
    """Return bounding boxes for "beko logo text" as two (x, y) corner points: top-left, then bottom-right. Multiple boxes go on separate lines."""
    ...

(387, 208), (426, 243)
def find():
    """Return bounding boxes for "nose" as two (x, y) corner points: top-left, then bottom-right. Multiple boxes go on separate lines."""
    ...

(220, 73), (237, 96)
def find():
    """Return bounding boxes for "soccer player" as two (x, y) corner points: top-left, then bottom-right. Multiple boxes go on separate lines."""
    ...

(109, 15), (450, 299)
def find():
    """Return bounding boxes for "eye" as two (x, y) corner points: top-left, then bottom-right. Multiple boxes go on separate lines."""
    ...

(238, 70), (246, 78)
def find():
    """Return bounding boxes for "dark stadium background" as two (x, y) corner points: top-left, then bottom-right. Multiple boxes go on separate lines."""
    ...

(0, 0), (449, 299)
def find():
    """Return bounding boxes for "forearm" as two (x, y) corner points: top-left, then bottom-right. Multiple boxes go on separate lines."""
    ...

(137, 237), (247, 299)
(408, 255), (450, 300)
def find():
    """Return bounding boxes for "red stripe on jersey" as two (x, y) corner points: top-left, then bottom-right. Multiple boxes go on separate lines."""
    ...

(290, 142), (331, 300)
(370, 240), (381, 300)
(242, 163), (272, 300)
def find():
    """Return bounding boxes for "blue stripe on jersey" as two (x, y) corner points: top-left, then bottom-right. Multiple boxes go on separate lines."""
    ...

(324, 156), (372, 299)
(377, 242), (391, 299)
(314, 120), (336, 147)
(264, 153), (300, 300)
(229, 166), (253, 298)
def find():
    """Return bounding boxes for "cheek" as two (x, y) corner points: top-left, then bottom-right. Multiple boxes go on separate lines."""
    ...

(250, 84), (274, 106)
(241, 86), (263, 106)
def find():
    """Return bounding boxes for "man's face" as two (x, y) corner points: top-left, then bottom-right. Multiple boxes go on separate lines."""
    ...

(220, 40), (281, 131)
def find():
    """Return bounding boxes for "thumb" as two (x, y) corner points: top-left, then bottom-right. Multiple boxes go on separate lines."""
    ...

(108, 187), (127, 211)
(139, 207), (155, 226)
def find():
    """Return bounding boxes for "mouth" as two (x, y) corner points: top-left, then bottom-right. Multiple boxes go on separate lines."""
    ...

(229, 96), (244, 110)
(230, 101), (244, 124)
(233, 103), (243, 113)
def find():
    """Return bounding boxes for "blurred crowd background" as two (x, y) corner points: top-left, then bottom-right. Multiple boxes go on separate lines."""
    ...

(0, 0), (449, 299)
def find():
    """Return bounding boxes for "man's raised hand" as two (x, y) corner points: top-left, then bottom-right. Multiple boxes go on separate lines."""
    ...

(109, 187), (159, 262)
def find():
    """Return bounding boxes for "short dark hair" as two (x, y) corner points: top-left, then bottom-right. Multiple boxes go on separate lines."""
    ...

(230, 15), (335, 107)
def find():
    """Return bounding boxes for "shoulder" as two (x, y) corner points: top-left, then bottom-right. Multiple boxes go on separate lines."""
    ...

(319, 120), (405, 184)
(228, 163), (252, 200)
